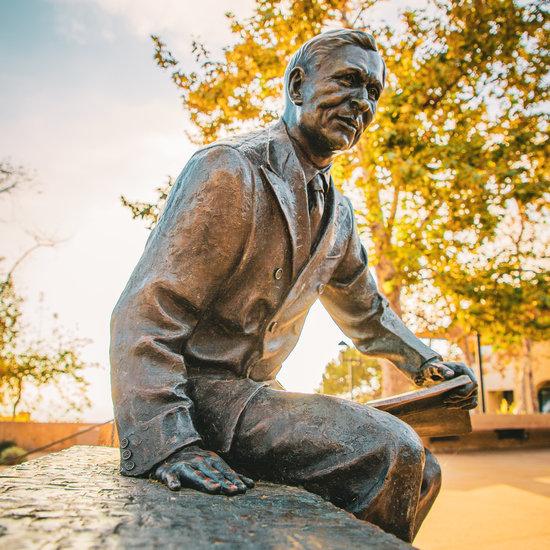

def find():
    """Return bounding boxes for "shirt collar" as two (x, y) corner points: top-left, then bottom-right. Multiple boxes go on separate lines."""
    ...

(284, 124), (331, 192)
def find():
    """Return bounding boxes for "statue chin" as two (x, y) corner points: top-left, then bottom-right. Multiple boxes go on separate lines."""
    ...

(323, 123), (360, 153)
(306, 127), (354, 157)
(325, 134), (355, 155)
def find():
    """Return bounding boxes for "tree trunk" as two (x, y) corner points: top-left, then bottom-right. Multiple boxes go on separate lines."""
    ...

(357, 151), (412, 397)
(380, 360), (413, 397)
(12, 378), (22, 419)
(375, 261), (414, 396)
(516, 338), (538, 414)
(456, 334), (476, 368)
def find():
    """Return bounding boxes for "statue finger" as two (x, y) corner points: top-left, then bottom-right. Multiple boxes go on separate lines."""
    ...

(207, 458), (248, 491)
(238, 474), (255, 488)
(195, 461), (243, 494)
(450, 363), (478, 385)
(192, 465), (242, 495)
(443, 395), (470, 406)
(427, 363), (454, 381)
(425, 365), (445, 381)
(452, 383), (478, 398)
(445, 389), (474, 402)
(444, 394), (477, 408)
(174, 463), (222, 494)
(461, 384), (478, 397)
(163, 470), (182, 491)
(459, 396), (478, 410)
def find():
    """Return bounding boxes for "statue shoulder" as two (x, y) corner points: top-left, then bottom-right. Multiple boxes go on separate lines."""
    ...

(169, 141), (258, 213)
(196, 126), (269, 168)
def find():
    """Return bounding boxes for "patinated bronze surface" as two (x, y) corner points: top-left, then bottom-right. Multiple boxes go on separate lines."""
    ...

(110, 29), (477, 542)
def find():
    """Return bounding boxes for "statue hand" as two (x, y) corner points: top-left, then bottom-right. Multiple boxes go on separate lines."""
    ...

(414, 360), (478, 410)
(153, 444), (255, 495)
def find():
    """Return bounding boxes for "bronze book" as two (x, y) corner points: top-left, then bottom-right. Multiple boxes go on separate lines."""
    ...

(367, 375), (473, 437)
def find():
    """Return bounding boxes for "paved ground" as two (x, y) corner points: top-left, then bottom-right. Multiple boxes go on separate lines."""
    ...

(415, 448), (550, 550)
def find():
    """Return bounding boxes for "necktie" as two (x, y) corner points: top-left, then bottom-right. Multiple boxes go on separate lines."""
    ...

(308, 172), (326, 247)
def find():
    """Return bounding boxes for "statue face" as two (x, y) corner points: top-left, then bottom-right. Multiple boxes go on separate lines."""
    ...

(293, 44), (384, 156)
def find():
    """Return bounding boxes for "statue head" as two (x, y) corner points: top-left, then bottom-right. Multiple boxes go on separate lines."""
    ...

(282, 29), (385, 163)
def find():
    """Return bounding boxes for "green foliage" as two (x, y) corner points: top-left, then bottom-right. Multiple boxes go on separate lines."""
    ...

(0, 275), (92, 418)
(0, 159), (29, 195)
(0, 440), (16, 453)
(120, 176), (173, 230)
(317, 346), (382, 403)
(0, 445), (27, 465)
(0, 276), (21, 350)
(125, 1), (548, 391)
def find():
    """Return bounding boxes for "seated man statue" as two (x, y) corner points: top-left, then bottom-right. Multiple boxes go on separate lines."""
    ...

(110, 29), (477, 543)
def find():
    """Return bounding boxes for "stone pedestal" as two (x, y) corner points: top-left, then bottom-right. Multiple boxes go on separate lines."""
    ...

(0, 446), (411, 549)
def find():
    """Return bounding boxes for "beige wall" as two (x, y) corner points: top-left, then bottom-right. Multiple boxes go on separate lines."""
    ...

(0, 422), (118, 453)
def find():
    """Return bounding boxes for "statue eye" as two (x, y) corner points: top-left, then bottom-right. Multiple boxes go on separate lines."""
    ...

(367, 85), (379, 100)
(339, 74), (358, 86)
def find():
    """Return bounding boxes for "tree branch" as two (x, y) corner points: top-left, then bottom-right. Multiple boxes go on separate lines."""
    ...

(387, 186), (400, 231)
(5, 237), (58, 281)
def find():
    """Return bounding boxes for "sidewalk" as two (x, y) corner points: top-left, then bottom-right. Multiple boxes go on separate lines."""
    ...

(416, 448), (550, 549)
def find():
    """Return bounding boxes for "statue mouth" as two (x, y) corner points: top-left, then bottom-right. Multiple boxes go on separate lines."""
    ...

(334, 115), (360, 133)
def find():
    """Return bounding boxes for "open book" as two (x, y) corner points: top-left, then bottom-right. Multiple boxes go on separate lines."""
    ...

(367, 375), (473, 437)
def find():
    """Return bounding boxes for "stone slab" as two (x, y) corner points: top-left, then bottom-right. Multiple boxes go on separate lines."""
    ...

(0, 446), (411, 549)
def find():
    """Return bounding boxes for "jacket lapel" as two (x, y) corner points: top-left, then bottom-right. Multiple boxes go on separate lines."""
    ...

(280, 179), (340, 310)
(260, 121), (311, 277)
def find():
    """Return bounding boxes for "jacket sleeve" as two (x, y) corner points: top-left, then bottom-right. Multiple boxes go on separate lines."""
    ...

(321, 198), (441, 380)
(110, 145), (253, 476)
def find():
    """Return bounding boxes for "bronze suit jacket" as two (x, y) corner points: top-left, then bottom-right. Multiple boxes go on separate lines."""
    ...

(110, 120), (441, 476)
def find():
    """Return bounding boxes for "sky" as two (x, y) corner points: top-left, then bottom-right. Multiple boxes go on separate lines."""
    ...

(1, 0), (432, 421)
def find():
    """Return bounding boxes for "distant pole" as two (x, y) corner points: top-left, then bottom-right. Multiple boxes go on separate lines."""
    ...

(476, 332), (486, 413)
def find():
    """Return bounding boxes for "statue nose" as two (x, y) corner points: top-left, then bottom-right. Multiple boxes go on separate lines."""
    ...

(351, 89), (371, 114)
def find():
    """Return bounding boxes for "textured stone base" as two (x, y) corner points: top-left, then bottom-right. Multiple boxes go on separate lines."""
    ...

(0, 446), (411, 549)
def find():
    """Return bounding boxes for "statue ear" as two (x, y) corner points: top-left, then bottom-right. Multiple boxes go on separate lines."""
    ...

(287, 67), (305, 106)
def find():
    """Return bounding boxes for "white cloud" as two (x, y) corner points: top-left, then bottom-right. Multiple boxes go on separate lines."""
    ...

(51, 0), (255, 54)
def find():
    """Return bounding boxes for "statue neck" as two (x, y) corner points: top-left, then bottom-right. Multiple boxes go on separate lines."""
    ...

(282, 115), (334, 171)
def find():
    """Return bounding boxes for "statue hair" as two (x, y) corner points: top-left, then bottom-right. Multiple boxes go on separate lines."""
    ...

(283, 29), (385, 112)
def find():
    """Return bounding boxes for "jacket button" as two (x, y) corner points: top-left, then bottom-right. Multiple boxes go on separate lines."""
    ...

(124, 460), (135, 471)
(122, 449), (132, 460)
(120, 438), (129, 448)
(273, 267), (283, 280)
(318, 284), (325, 295)
(268, 321), (278, 333)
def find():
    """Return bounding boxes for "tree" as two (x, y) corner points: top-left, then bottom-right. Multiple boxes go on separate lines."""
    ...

(0, 160), (93, 421)
(126, 0), (548, 395)
(317, 345), (382, 403)
(121, 176), (173, 229)
(0, 159), (29, 195)
(0, 267), (92, 419)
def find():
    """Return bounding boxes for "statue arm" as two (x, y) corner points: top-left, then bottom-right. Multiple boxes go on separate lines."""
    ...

(110, 145), (254, 476)
(321, 198), (441, 382)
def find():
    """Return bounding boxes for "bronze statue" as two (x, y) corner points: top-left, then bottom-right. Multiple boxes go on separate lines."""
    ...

(110, 29), (478, 542)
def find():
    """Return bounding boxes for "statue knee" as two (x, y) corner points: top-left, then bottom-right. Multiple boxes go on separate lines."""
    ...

(391, 421), (425, 471)
(422, 449), (442, 496)
(386, 419), (425, 484)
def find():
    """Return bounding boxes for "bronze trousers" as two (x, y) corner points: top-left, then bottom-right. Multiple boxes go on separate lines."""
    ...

(217, 387), (441, 542)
